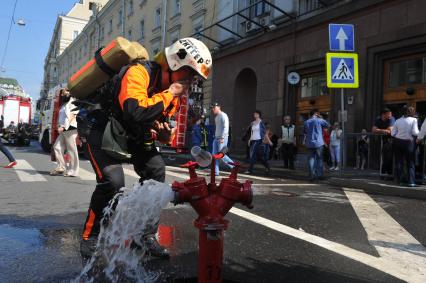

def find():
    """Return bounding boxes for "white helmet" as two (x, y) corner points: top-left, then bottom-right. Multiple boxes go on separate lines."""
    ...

(165, 37), (212, 80)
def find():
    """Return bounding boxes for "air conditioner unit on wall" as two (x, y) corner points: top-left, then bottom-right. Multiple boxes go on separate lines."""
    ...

(245, 21), (260, 33)
(259, 16), (270, 27)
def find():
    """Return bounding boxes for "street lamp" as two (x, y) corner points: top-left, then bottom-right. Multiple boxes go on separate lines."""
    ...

(15, 18), (26, 26)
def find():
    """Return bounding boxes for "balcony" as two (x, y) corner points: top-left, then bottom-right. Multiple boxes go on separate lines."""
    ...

(192, 0), (347, 50)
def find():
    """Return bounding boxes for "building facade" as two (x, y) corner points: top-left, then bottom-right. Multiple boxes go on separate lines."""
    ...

(208, 0), (426, 154)
(41, 0), (109, 98)
(50, 0), (219, 104)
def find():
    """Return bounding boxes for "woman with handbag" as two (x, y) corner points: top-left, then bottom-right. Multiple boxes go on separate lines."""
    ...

(50, 88), (80, 177)
(245, 110), (270, 174)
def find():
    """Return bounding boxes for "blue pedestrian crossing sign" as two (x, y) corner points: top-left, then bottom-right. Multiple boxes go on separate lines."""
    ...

(329, 24), (355, 52)
(326, 53), (359, 88)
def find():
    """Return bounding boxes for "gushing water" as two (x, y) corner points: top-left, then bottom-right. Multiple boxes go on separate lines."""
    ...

(75, 180), (175, 283)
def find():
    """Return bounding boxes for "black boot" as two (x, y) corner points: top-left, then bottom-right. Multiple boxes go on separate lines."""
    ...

(80, 237), (98, 261)
(145, 236), (170, 259)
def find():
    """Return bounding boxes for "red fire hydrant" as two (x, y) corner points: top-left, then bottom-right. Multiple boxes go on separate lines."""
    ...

(172, 152), (253, 283)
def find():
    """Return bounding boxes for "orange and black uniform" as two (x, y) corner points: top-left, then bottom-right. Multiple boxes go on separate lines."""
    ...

(82, 62), (177, 241)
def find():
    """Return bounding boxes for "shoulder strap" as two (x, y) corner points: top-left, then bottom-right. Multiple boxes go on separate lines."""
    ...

(136, 60), (162, 96)
(94, 48), (116, 77)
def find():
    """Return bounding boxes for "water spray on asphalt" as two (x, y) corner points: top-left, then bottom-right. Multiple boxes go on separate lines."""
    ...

(74, 180), (174, 283)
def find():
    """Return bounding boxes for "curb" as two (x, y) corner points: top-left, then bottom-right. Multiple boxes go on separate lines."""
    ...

(163, 153), (426, 201)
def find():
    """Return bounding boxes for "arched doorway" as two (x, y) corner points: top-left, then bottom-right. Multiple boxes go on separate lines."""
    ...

(232, 68), (257, 153)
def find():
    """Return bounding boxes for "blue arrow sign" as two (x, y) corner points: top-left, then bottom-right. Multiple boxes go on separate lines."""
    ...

(329, 24), (355, 51)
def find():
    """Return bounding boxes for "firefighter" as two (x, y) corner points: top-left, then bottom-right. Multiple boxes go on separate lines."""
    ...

(80, 38), (212, 259)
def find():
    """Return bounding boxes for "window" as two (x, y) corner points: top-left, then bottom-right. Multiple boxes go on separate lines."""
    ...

(173, 0), (181, 16)
(90, 32), (97, 50)
(109, 19), (113, 33)
(154, 8), (161, 28)
(128, 0), (134, 16)
(45, 100), (51, 111)
(170, 29), (180, 44)
(140, 20), (145, 39)
(127, 29), (133, 41)
(83, 41), (87, 54)
(389, 57), (426, 88)
(299, 0), (321, 15)
(73, 30), (79, 40)
(300, 74), (329, 98)
(79, 47), (82, 59)
(192, 16), (204, 40)
(118, 10), (123, 26)
(100, 26), (105, 40)
(152, 41), (160, 57)
(249, 0), (269, 18)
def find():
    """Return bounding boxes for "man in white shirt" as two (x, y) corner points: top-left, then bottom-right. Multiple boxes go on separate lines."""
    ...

(391, 106), (419, 187)
(280, 115), (296, 170)
(51, 89), (80, 177)
(211, 102), (234, 175)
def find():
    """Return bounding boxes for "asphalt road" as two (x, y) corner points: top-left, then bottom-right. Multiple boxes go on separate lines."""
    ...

(0, 142), (426, 283)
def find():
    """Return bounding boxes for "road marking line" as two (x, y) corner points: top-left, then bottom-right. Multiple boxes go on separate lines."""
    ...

(252, 183), (319, 187)
(13, 159), (47, 182)
(78, 167), (96, 181)
(344, 188), (426, 280)
(230, 207), (425, 282)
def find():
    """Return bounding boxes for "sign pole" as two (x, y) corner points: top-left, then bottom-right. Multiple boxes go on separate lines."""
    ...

(341, 88), (345, 172)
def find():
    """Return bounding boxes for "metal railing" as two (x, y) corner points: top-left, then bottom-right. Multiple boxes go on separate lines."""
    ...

(341, 133), (426, 181)
(341, 133), (390, 174)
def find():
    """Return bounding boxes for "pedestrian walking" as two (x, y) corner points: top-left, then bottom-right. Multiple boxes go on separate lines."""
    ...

(261, 123), (273, 173)
(0, 116), (17, 168)
(372, 108), (395, 179)
(191, 116), (208, 150)
(269, 127), (279, 160)
(355, 129), (369, 170)
(245, 110), (270, 174)
(242, 125), (252, 161)
(50, 88), (80, 177)
(323, 127), (332, 168)
(329, 122), (343, 171)
(392, 106), (419, 187)
(280, 115), (296, 170)
(303, 109), (330, 181)
(211, 102), (234, 175)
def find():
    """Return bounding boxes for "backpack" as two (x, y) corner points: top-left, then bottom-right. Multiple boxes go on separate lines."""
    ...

(74, 60), (162, 160)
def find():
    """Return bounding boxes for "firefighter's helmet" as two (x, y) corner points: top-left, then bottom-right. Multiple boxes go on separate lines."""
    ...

(165, 38), (212, 80)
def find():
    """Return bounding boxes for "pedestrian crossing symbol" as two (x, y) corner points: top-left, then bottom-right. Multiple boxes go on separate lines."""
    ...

(326, 53), (359, 88)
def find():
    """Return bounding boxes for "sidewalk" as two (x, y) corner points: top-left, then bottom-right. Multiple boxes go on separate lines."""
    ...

(162, 152), (426, 201)
(230, 154), (426, 201)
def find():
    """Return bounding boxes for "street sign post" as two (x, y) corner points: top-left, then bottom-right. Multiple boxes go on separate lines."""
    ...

(326, 52), (359, 172)
(329, 24), (355, 52)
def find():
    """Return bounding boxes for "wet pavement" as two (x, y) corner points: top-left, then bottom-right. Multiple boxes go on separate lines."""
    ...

(0, 143), (425, 282)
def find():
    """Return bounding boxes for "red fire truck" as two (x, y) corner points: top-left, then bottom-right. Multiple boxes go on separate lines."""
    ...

(0, 95), (32, 127)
